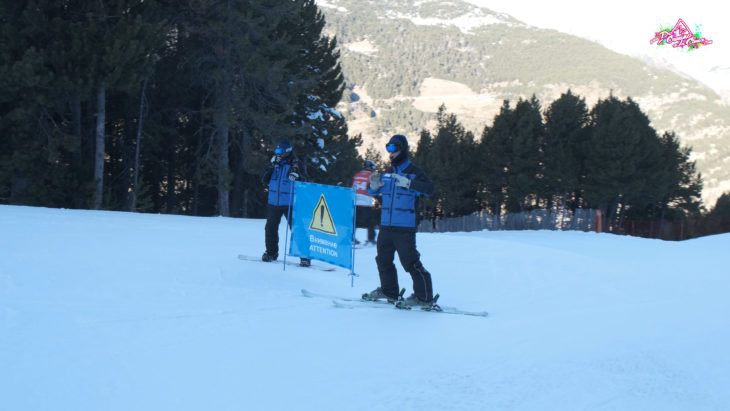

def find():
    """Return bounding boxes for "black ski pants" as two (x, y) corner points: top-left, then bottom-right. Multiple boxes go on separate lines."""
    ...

(355, 206), (376, 242)
(375, 228), (433, 302)
(264, 204), (291, 257)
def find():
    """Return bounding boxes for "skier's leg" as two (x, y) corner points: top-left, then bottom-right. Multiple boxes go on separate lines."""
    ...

(366, 207), (376, 243)
(264, 206), (285, 257)
(283, 205), (310, 266)
(395, 231), (433, 302)
(353, 207), (364, 244)
(374, 229), (400, 298)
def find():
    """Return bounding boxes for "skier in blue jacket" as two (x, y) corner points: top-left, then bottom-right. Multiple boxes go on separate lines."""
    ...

(362, 134), (436, 307)
(260, 138), (311, 267)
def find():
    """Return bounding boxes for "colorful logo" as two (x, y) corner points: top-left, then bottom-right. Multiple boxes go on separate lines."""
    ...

(650, 18), (713, 51)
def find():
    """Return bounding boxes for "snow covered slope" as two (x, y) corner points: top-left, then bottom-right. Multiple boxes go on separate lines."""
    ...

(1, 205), (729, 410)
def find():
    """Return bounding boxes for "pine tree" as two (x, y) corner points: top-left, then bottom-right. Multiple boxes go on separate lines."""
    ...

(479, 100), (514, 215)
(543, 90), (589, 210)
(583, 96), (666, 231)
(706, 193), (730, 234)
(283, 0), (357, 188)
(506, 95), (544, 212)
(0, 0), (165, 209)
(167, 0), (307, 216)
(655, 131), (703, 218)
(413, 129), (433, 170)
(425, 105), (480, 218)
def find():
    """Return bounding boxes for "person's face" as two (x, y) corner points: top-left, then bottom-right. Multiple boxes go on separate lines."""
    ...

(389, 149), (400, 160)
(386, 142), (402, 160)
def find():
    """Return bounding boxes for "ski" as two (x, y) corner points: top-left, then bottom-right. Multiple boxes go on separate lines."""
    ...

(394, 293), (444, 311)
(331, 299), (395, 310)
(238, 255), (336, 272)
(301, 288), (394, 304)
(302, 289), (488, 317)
(331, 298), (488, 317)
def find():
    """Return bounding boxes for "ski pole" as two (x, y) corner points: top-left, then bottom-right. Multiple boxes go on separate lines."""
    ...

(350, 191), (357, 287)
(283, 180), (295, 271)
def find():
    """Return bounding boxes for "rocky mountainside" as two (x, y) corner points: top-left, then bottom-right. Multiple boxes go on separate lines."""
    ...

(317, 0), (730, 207)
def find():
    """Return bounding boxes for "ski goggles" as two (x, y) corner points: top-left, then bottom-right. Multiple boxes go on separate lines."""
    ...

(385, 143), (401, 153)
(274, 146), (292, 155)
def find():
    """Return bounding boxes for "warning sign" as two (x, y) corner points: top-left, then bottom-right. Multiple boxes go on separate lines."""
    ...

(309, 194), (337, 235)
(289, 182), (354, 270)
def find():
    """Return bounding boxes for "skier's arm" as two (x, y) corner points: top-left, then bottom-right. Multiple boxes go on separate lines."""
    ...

(297, 159), (309, 182)
(409, 168), (434, 196)
(367, 173), (384, 195)
(287, 158), (308, 182)
(260, 166), (274, 185)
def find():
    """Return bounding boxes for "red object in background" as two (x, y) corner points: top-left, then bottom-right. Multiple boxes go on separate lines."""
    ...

(352, 170), (373, 207)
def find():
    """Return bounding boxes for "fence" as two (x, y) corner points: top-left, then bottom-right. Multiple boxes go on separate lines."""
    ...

(417, 209), (598, 233)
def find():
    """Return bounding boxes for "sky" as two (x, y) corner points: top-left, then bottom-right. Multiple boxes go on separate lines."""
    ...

(464, 0), (730, 98)
(2, 204), (730, 410)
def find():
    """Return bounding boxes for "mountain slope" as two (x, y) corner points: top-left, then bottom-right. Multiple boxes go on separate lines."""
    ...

(2, 205), (730, 410)
(318, 0), (730, 207)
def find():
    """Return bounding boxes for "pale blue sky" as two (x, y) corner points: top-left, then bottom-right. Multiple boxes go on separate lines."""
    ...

(464, 0), (729, 95)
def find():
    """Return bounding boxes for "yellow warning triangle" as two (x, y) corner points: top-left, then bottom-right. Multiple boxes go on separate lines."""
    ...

(309, 194), (338, 236)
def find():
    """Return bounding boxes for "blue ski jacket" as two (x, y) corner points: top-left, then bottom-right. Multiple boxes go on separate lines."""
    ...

(367, 159), (434, 230)
(261, 156), (308, 207)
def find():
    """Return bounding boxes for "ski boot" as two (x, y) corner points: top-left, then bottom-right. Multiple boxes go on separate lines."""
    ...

(395, 293), (442, 311)
(361, 287), (404, 303)
(261, 252), (278, 262)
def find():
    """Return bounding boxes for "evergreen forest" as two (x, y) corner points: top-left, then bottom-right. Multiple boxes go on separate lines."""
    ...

(0, 0), (360, 217)
(1, 1), (728, 238)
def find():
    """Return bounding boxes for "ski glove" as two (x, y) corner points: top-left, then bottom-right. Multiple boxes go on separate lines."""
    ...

(288, 171), (299, 181)
(369, 173), (384, 190)
(392, 173), (411, 189)
(271, 155), (281, 165)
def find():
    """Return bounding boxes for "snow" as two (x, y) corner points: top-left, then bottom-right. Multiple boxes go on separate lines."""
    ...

(2, 204), (729, 410)
(385, 9), (511, 34)
(463, 0), (730, 103)
(307, 110), (324, 121)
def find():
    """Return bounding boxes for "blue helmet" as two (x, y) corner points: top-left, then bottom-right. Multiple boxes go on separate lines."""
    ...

(386, 134), (408, 153)
(275, 138), (292, 155)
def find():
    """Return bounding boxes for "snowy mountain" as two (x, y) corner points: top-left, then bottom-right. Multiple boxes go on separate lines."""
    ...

(317, 0), (730, 208)
(458, 0), (730, 105)
(2, 205), (729, 410)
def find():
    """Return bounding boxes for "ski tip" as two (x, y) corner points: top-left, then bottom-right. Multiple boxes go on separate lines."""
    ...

(332, 300), (355, 309)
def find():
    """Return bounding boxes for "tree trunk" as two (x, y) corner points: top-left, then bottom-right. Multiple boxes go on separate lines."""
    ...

(240, 128), (252, 217)
(71, 93), (82, 164)
(192, 100), (205, 216)
(71, 93), (84, 208)
(217, 124), (230, 216)
(166, 140), (176, 213)
(216, 6), (233, 218)
(131, 78), (148, 212)
(93, 81), (106, 210)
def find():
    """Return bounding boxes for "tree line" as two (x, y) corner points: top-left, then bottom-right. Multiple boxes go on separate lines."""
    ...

(2, 1), (728, 237)
(410, 92), (709, 234)
(0, 0), (360, 218)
